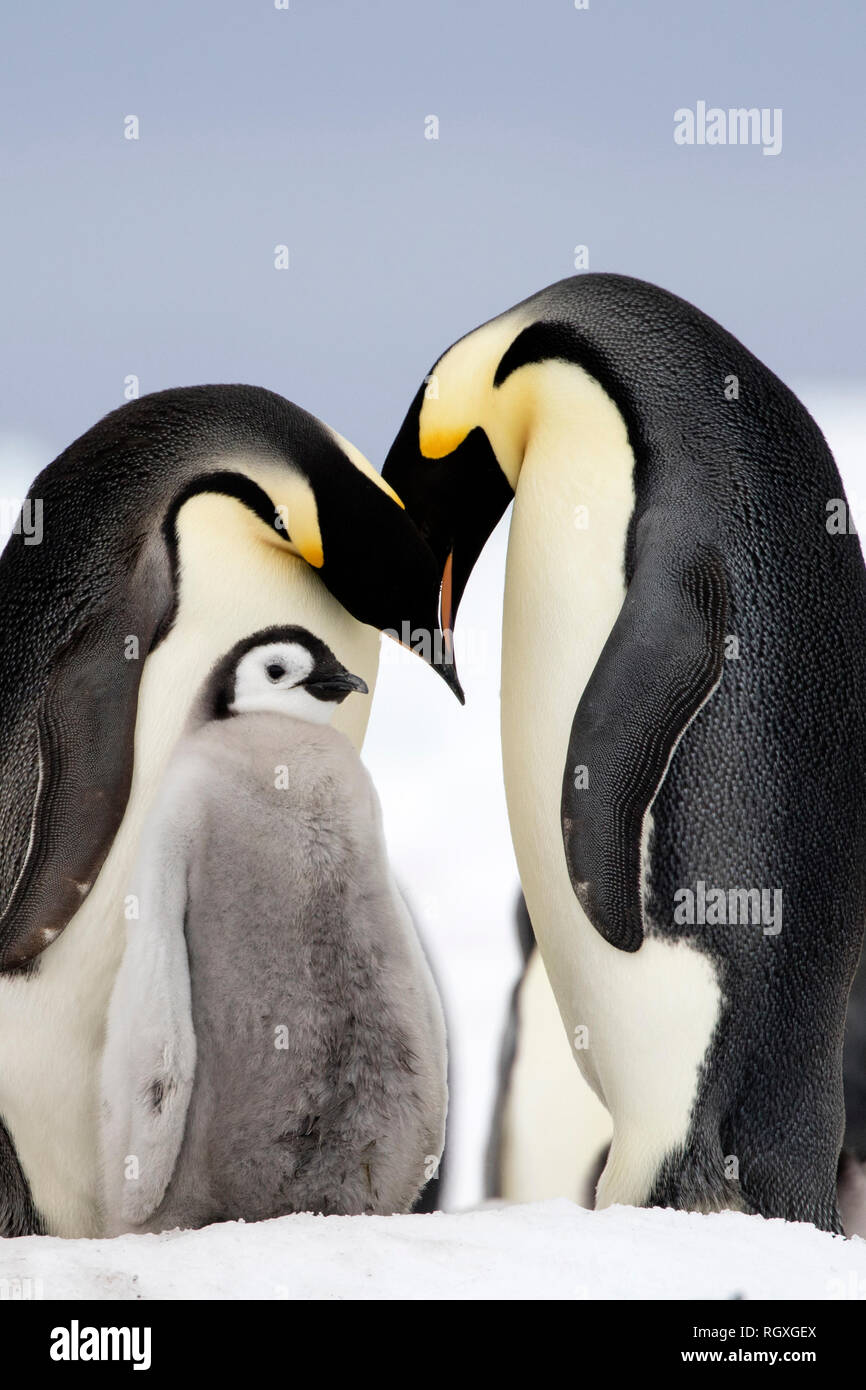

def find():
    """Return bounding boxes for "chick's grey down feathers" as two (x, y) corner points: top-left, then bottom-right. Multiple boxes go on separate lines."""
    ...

(101, 710), (447, 1232)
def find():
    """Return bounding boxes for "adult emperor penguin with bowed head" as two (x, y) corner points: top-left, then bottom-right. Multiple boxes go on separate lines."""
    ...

(383, 272), (866, 1231)
(0, 384), (442, 1238)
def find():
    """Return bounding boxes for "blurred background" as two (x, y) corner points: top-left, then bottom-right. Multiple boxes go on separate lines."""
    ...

(1, 0), (863, 1207)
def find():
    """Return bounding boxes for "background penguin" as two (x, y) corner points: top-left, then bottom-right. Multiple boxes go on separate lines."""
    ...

(382, 272), (866, 1231)
(485, 895), (611, 1208)
(100, 626), (447, 1233)
(0, 385), (442, 1238)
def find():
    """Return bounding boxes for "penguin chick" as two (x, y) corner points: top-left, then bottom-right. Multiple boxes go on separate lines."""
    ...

(100, 626), (447, 1234)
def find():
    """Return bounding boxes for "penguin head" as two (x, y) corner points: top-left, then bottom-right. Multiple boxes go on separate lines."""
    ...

(382, 309), (542, 693)
(386, 273), (723, 693)
(0, 386), (457, 970)
(152, 396), (451, 683)
(208, 626), (369, 726)
(303, 426), (464, 701)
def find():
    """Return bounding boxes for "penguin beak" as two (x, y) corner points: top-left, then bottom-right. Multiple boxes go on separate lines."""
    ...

(433, 657), (465, 705)
(305, 669), (369, 699)
(376, 547), (465, 703)
(382, 414), (514, 703)
(380, 595), (465, 704)
(435, 553), (465, 704)
(309, 442), (467, 702)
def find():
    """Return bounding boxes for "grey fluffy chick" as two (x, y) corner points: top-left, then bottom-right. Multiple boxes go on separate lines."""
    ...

(100, 625), (447, 1234)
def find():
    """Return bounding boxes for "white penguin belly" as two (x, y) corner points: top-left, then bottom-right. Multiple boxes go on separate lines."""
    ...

(0, 488), (380, 1236)
(499, 367), (721, 1208)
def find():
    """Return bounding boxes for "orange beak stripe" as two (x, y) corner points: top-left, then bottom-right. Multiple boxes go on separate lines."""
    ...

(440, 551), (455, 664)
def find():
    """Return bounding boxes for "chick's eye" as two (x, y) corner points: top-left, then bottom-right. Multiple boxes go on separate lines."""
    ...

(266, 664), (286, 682)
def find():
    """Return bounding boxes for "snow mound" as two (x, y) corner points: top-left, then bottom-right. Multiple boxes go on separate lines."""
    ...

(2, 1201), (864, 1301)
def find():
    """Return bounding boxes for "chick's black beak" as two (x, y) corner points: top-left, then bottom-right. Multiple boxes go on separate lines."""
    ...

(304, 669), (369, 700)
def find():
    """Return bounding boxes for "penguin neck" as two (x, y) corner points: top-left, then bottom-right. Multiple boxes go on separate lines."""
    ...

(500, 356), (636, 712)
(499, 361), (636, 990)
(487, 357), (631, 488)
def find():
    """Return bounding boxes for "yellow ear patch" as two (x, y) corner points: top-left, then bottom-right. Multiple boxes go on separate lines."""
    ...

(286, 524), (324, 570)
(415, 310), (532, 464)
(420, 425), (471, 460)
(244, 462), (325, 569)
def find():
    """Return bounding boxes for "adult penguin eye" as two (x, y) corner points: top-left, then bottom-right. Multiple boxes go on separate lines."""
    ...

(266, 664), (286, 682)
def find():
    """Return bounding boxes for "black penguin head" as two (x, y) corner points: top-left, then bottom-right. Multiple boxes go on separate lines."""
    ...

(0, 386), (458, 972)
(161, 400), (461, 706)
(382, 285), (634, 694)
(383, 389), (513, 696)
(205, 625), (369, 726)
(304, 426), (465, 703)
(144, 388), (460, 701)
(381, 316), (534, 695)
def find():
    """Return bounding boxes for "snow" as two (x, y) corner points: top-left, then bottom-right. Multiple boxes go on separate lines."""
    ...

(2, 1201), (864, 1301)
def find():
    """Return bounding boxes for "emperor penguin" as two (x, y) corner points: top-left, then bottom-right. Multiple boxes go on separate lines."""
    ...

(485, 895), (611, 1208)
(0, 385), (443, 1238)
(382, 273), (866, 1231)
(100, 627), (447, 1232)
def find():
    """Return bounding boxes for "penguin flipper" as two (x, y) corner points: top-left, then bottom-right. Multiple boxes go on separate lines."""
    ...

(0, 581), (169, 971)
(560, 518), (728, 952)
(100, 788), (197, 1232)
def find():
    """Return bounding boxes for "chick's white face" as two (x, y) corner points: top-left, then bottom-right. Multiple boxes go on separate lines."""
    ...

(229, 641), (336, 724)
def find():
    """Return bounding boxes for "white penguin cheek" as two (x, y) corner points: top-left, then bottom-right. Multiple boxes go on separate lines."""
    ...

(278, 685), (339, 725)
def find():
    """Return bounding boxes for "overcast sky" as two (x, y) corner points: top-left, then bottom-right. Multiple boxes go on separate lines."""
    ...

(1, 0), (864, 486)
